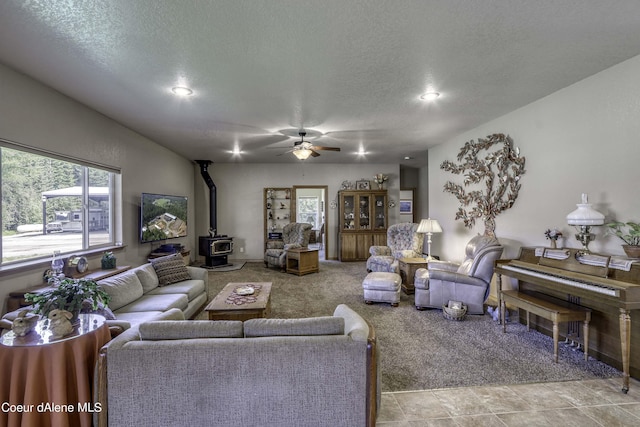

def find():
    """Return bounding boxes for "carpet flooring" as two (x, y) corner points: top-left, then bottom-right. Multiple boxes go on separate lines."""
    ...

(197, 260), (621, 392)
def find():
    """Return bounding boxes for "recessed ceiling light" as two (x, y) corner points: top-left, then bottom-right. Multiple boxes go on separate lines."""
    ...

(404, 156), (413, 160)
(172, 86), (193, 96)
(356, 150), (368, 155)
(420, 92), (440, 101)
(230, 149), (243, 155)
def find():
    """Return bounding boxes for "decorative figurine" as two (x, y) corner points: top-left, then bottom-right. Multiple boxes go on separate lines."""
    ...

(11, 310), (39, 336)
(48, 309), (74, 338)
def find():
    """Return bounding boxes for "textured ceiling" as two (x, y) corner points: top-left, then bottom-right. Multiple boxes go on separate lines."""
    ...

(1, 1), (640, 166)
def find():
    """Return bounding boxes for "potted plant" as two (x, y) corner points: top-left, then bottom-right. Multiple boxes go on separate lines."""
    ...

(606, 221), (640, 258)
(25, 277), (111, 323)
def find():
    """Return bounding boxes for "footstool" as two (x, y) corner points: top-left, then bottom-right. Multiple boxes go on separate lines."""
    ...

(362, 272), (401, 307)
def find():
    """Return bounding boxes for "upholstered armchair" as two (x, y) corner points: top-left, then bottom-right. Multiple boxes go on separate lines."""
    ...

(366, 223), (424, 273)
(414, 234), (503, 314)
(264, 222), (312, 270)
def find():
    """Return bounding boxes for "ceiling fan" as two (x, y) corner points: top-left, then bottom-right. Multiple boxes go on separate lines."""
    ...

(284, 131), (341, 160)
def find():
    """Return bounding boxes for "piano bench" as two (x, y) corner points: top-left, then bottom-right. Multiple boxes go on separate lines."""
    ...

(501, 290), (592, 363)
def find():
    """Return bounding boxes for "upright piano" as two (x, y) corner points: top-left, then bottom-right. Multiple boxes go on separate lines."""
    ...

(495, 247), (640, 393)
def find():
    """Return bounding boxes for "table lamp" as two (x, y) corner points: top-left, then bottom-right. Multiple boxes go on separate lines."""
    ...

(417, 218), (442, 261)
(566, 193), (604, 252)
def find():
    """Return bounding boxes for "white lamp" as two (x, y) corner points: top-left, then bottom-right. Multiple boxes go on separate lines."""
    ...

(417, 218), (442, 261)
(566, 193), (605, 252)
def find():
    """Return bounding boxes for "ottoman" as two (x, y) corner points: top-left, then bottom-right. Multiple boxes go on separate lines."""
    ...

(362, 272), (401, 307)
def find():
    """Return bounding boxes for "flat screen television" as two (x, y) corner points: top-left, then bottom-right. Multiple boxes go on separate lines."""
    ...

(140, 193), (188, 243)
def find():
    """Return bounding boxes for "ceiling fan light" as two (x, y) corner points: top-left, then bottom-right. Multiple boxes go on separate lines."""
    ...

(293, 149), (312, 160)
(420, 92), (440, 101)
(172, 86), (193, 96)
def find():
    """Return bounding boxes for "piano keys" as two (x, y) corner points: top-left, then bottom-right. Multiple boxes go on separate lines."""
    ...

(495, 247), (640, 393)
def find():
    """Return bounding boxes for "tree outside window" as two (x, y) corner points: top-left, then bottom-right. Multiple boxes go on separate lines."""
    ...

(297, 196), (319, 229)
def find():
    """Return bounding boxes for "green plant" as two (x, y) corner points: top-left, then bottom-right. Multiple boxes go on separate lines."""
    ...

(25, 278), (111, 320)
(606, 221), (640, 246)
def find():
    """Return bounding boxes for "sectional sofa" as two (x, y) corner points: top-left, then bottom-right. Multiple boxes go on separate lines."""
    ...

(95, 304), (379, 427)
(1, 255), (208, 333)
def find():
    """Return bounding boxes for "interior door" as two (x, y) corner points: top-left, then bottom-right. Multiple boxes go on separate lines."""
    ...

(292, 185), (329, 260)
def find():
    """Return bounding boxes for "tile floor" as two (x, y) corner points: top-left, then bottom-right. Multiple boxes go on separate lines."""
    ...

(378, 377), (640, 426)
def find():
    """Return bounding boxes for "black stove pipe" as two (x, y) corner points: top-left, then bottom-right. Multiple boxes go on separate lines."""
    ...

(195, 160), (216, 236)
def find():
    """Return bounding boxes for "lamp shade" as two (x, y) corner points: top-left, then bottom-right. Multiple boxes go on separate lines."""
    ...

(566, 193), (604, 226)
(292, 149), (312, 160)
(417, 218), (442, 234)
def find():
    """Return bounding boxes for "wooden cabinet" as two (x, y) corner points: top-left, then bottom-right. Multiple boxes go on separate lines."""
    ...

(338, 190), (388, 261)
(264, 188), (292, 247)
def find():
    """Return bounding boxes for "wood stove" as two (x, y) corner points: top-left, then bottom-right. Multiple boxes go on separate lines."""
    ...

(196, 160), (234, 268)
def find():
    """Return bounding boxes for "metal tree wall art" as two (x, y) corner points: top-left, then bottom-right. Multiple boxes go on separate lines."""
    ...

(440, 133), (525, 237)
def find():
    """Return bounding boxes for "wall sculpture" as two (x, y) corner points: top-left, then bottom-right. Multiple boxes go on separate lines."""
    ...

(440, 133), (526, 237)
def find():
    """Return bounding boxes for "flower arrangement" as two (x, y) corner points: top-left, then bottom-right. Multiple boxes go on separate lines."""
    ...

(373, 174), (388, 188)
(544, 228), (562, 241)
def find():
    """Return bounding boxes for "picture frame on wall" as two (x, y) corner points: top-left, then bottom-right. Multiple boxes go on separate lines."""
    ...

(356, 180), (371, 190)
(399, 199), (413, 214)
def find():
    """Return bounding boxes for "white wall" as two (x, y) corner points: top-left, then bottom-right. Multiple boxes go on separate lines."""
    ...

(194, 163), (401, 261)
(428, 54), (640, 267)
(0, 63), (196, 312)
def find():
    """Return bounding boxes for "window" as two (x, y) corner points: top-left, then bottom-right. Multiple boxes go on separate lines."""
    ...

(1, 142), (120, 265)
(297, 196), (320, 230)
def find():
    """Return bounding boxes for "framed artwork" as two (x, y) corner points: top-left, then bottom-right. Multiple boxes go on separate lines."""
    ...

(399, 199), (413, 214)
(356, 180), (371, 190)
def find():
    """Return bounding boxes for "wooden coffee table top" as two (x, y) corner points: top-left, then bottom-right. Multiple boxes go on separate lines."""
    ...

(205, 282), (272, 312)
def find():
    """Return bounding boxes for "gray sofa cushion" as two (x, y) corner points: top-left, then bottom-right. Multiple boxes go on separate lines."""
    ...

(147, 279), (205, 301)
(115, 293), (188, 313)
(98, 271), (145, 311)
(244, 317), (344, 337)
(150, 253), (191, 286)
(132, 263), (159, 293)
(139, 320), (243, 340)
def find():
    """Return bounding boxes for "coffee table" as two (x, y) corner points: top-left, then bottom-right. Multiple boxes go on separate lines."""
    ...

(205, 282), (272, 321)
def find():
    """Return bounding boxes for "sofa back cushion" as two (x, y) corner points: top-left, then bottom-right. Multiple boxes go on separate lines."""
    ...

(132, 263), (159, 293)
(139, 320), (243, 340)
(150, 253), (191, 286)
(244, 317), (344, 337)
(98, 272), (144, 311)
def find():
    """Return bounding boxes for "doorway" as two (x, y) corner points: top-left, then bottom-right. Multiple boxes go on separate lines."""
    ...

(292, 185), (329, 261)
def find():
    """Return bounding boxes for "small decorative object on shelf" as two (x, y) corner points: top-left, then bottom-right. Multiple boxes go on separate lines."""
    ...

(11, 310), (39, 336)
(48, 309), (74, 338)
(544, 228), (563, 249)
(373, 174), (388, 189)
(101, 251), (117, 269)
(51, 250), (65, 282)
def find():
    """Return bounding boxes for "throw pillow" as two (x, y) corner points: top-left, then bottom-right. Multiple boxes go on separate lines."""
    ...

(150, 253), (191, 286)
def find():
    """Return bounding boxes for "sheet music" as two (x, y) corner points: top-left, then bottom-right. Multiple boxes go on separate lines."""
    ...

(543, 249), (570, 260)
(609, 257), (637, 272)
(576, 253), (609, 267)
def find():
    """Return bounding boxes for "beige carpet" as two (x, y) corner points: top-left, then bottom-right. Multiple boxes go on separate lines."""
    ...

(197, 260), (621, 392)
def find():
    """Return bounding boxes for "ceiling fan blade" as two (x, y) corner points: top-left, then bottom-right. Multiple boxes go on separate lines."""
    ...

(310, 150), (320, 157)
(310, 146), (341, 151)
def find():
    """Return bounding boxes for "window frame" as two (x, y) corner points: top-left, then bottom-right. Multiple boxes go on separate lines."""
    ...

(0, 138), (123, 271)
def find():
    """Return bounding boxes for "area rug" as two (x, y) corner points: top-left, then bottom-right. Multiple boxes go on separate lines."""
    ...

(198, 260), (621, 392)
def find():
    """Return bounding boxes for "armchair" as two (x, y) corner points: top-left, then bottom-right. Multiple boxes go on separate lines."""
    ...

(366, 223), (424, 273)
(414, 234), (503, 314)
(264, 222), (312, 270)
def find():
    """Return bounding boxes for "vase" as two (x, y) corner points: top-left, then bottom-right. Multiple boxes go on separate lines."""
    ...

(376, 183), (384, 190)
(550, 240), (557, 249)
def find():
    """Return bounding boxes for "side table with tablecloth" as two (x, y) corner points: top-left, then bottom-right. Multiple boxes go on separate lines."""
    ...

(0, 314), (110, 427)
